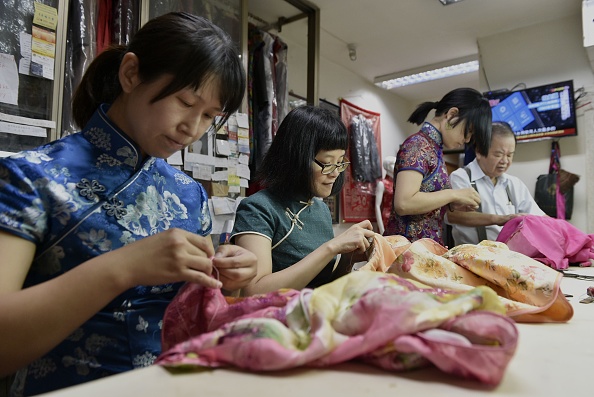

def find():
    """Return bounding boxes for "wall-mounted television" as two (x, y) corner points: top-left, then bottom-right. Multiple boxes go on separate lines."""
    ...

(483, 80), (577, 143)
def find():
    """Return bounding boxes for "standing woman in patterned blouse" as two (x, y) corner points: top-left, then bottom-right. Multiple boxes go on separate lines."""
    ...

(383, 88), (492, 245)
(0, 13), (256, 396)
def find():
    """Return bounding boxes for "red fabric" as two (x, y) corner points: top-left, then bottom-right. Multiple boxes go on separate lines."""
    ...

(497, 215), (594, 270)
(380, 176), (394, 227)
(97, 0), (113, 54)
(339, 99), (381, 222)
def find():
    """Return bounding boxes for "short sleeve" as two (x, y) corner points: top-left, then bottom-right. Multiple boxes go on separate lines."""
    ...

(0, 158), (48, 243)
(231, 195), (276, 242)
(196, 184), (212, 236)
(396, 134), (434, 176)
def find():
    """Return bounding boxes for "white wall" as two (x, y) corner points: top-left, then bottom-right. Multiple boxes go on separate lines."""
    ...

(478, 14), (594, 232)
(280, 35), (411, 165)
(276, 31), (411, 234)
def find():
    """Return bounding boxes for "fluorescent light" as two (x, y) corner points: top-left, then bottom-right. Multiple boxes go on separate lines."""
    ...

(374, 56), (479, 90)
(439, 0), (465, 5)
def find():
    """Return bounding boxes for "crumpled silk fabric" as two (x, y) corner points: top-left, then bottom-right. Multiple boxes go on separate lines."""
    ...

(497, 215), (594, 270)
(360, 234), (573, 323)
(157, 271), (518, 385)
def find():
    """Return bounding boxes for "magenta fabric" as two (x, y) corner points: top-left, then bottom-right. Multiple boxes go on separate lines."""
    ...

(497, 215), (594, 270)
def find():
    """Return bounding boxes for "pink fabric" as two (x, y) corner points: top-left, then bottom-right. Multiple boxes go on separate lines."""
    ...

(497, 215), (594, 270)
(157, 271), (518, 385)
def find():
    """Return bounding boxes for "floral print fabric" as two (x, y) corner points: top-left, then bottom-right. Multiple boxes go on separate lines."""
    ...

(0, 105), (211, 396)
(384, 122), (450, 244)
(360, 234), (573, 323)
(157, 270), (518, 385)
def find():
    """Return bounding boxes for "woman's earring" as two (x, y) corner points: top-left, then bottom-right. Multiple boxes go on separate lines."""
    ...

(446, 121), (453, 130)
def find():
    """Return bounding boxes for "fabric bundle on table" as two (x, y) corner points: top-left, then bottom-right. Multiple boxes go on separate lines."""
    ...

(361, 234), (573, 323)
(497, 215), (594, 270)
(157, 269), (517, 385)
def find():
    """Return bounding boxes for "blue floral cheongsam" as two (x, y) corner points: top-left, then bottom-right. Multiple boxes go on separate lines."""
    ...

(0, 104), (211, 396)
(383, 122), (450, 245)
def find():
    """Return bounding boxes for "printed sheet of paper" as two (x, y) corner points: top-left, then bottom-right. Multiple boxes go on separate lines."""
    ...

(0, 121), (46, 137)
(0, 54), (19, 105)
(30, 25), (55, 80)
(19, 32), (32, 75)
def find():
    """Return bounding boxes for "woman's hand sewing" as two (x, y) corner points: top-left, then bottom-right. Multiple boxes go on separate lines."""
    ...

(113, 228), (222, 290)
(213, 244), (258, 292)
(327, 220), (375, 255)
(449, 187), (481, 212)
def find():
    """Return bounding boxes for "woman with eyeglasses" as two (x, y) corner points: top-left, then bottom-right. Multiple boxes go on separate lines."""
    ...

(383, 87), (491, 246)
(231, 105), (375, 295)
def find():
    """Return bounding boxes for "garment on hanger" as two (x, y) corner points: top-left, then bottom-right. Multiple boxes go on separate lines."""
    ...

(349, 114), (382, 183)
(247, 24), (288, 196)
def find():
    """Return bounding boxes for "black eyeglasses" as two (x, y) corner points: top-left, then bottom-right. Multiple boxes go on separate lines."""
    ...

(313, 158), (350, 175)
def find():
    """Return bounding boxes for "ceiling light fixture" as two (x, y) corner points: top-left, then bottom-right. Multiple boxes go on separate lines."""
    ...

(439, 0), (465, 5)
(347, 43), (357, 62)
(374, 55), (479, 90)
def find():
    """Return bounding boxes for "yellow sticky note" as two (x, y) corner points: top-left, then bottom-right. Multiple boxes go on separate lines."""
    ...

(33, 2), (58, 30)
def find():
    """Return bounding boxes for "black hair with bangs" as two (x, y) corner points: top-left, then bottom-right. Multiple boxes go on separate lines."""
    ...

(73, 12), (245, 131)
(257, 105), (348, 199)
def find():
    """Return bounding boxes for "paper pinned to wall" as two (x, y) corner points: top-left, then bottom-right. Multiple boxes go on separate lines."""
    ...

(236, 113), (249, 128)
(0, 121), (46, 137)
(167, 150), (183, 165)
(19, 32), (32, 75)
(211, 196), (236, 215)
(0, 54), (19, 105)
(236, 164), (251, 180)
(192, 164), (214, 180)
(208, 201), (235, 235)
(215, 139), (231, 156)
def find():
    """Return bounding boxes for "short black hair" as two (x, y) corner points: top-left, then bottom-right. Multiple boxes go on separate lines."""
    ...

(257, 105), (348, 198)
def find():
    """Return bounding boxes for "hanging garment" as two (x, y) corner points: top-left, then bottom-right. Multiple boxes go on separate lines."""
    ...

(246, 26), (288, 196)
(349, 114), (382, 183)
(96, 0), (113, 54)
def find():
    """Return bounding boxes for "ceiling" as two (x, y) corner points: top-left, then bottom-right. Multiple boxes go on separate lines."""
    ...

(247, 0), (583, 102)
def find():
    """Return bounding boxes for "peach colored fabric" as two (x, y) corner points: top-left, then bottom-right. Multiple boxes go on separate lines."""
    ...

(363, 234), (573, 323)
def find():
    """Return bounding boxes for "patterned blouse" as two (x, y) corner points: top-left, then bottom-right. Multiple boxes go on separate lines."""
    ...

(383, 122), (450, 245)
(0, 104), (211, 396)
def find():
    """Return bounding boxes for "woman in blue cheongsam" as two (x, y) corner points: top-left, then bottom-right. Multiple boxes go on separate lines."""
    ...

(0, 12), (256, 396)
